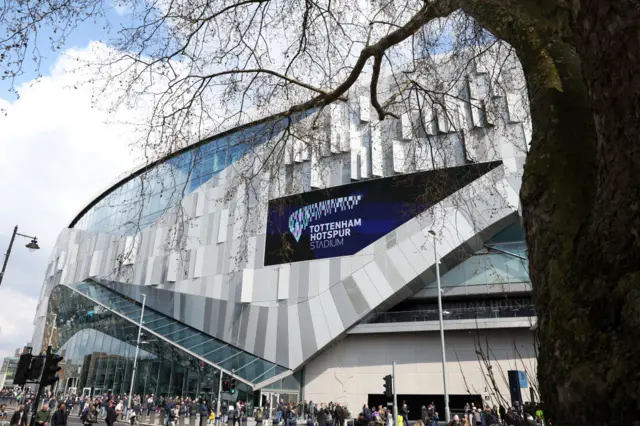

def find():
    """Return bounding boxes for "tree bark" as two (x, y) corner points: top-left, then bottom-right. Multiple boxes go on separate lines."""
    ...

(546, 0), (640, 423)
(463, 1), (640, 422)
(521, 1), (640, 424)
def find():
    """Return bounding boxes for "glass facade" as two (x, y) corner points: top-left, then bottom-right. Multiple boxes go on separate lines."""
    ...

(47, 282), (292, 404)
(72, 112), (313, 236)
(437, 222), (529, 288)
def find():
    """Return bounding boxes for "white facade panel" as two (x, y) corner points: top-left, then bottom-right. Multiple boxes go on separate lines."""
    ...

(241, 269), (254, 303)
(278, 265), (290, 300)
(217, 209), (229, 243)
(303, 329), (536, 411)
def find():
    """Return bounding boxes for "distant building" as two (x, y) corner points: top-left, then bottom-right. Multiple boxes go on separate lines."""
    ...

(1, 356), (20, 389)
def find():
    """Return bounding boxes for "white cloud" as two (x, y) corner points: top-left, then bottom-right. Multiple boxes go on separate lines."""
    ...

(0, 42), (145, 355)
(0, 287), (38, 359)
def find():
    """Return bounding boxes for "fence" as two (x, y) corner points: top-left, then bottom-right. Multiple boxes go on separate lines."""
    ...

(370, 304), (536, 324)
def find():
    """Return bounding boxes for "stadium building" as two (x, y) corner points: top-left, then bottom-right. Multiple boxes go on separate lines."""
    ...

(31, 48), (536, 415)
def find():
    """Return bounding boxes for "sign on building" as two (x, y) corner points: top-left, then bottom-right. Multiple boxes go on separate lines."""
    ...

(264, 161), (502, 265)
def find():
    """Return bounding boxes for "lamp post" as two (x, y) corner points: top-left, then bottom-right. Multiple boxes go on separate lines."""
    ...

(128, 293), (146, 409)
(428, 230), (450, 423)
(0, 225), (40, 287)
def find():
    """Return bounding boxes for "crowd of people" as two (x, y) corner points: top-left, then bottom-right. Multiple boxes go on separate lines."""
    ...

(73, 393), (250, 426)
(255, 400), (352, 426)
(254, 400), (545, 426)
(0, 390), (251, 426)
(0, 389), (546, 426)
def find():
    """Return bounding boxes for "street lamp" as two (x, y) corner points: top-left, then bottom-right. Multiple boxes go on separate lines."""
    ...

(428, 229), (450, 423)
(0, 225), (40, 287)
(128, 293), (147, 409)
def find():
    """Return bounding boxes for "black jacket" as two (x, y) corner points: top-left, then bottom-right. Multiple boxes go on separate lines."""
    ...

(334, 407), (343, 421)
(52, 410), (68, 426)
(106, 407), (117, 426)
(10, 410), (28, 426)
(317, 410), (327, 426)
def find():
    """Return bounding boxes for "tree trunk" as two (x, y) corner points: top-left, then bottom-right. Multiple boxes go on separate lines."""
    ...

(522, 1), (640, 424)
(518, 38), (599, 424)
(555, 1), (640, 423)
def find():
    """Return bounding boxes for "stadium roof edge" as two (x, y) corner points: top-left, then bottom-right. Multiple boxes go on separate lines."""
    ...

(67, 109), (307, 229)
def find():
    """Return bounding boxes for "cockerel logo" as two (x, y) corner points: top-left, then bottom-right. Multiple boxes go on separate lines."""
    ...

(288, 195), (363, 242)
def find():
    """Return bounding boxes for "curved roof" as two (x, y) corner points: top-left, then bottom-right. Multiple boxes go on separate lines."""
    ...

(68, 109), (311, 230)
(68, 110), (312, 233)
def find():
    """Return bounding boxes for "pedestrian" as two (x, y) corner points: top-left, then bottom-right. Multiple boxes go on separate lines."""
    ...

(168, 404), (179, 426)
(106, 402), (117, 426)
(52, 404), (68, 426)
(199, 400), (208, 426)
(448, 415), (461, 426)
(35, 404), (52, 426)
(317, 404), (327, 426)
(473, 409), (482, 426)
(334, 403), (343, 426)
(400, 403), (409, 426)
(147, 396), (154, 417)
(10, 405), (28, 426)
(116, 401), (123, 422)
(0, 404), (9, 426)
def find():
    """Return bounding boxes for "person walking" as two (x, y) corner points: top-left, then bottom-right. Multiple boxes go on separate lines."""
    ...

(189, 401), (197, 419)
(317, 405), (327, 426)
(105, 402), (117, 426)
(35, 404), (52, 426)
(81, 403), (99, 426)
(168, 404), (179, 426)
(52, 404), (68, 426)
(10, 405), (28, 426)
(199, 400), (208, 426)
(334, 403), (343, 426)
(0, 404), (9, 426)
(115, 401), (123, 422)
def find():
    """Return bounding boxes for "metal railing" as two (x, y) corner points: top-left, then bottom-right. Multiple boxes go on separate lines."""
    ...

(370, 304), (536, 324)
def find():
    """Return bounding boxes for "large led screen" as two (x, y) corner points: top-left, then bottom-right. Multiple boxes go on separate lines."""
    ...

(264, 161), (502, 265)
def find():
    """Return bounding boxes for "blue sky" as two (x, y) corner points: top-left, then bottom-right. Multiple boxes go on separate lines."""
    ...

(0, 6), (130, 98)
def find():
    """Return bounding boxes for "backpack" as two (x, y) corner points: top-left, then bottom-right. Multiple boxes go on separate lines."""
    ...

(87, 410), (98, 423)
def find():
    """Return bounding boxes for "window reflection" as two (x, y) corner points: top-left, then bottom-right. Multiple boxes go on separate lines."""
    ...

(48, 281), (291, 400)
(73, 110), (314, 236)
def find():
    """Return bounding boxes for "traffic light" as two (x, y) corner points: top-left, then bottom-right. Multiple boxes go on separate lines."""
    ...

(28, 356), (45, 381)
(222, 380), (229, 392)
(13, 353), (33, 386)
(230, 378), (236, 394)
(383, 374), (393, 398)
(41, 353), (63, 387)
